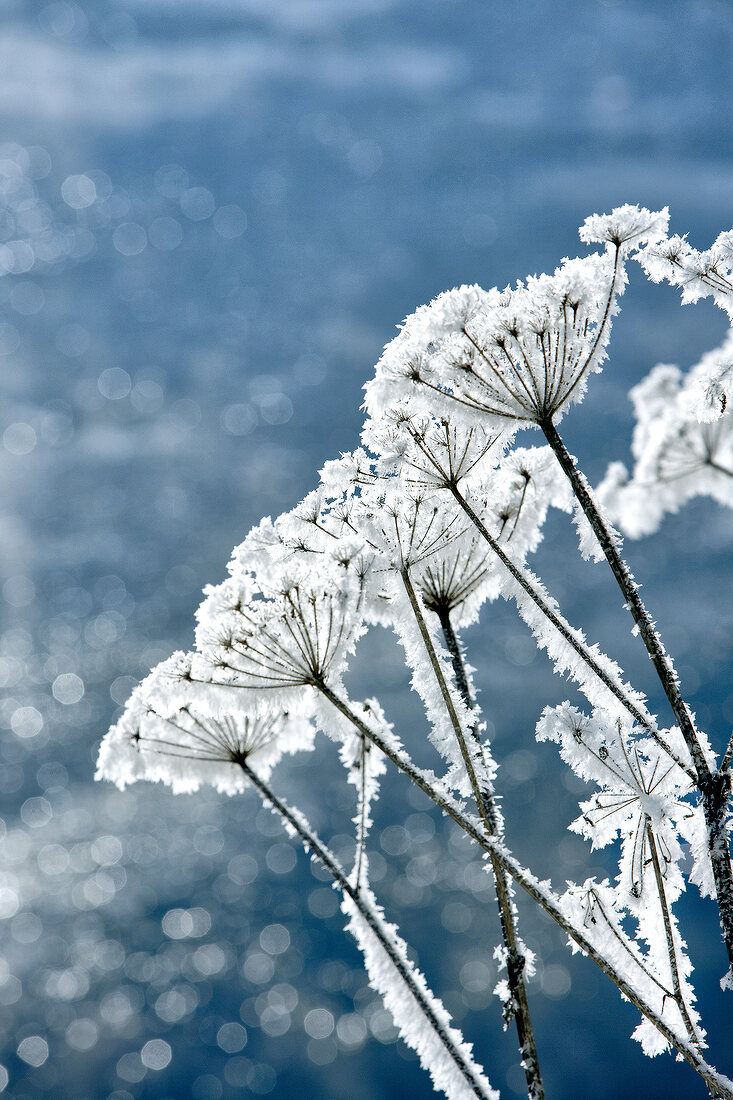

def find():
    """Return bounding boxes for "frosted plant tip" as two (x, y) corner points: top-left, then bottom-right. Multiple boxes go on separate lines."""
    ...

(580, 205), (670, 250)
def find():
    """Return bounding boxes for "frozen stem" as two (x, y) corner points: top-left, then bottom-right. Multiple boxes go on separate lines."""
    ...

(401, 567), (544, 1100)
(239, 759), (496, 1100)
(645, 818), (703, 1052)
(315, 680), (733, 1097)
(447, 481), (692, 778)
(540, 415), (733, 976)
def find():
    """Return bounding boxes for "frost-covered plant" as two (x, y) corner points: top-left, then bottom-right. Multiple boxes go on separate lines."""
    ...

(638, 224), (733, 320)
(599, 332), (733, 537)
(98, 205), (733, 1100)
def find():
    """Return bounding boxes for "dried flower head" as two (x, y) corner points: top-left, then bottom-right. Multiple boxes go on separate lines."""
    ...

(365, 206), (666, 436)
(537, 703), (692, 909)
(417, 539), (497, 622)
(96, 657), (314, 793)
(598, 356), (733, 538)
(363, 407), (503, 490)
(192, 565), (368, 705)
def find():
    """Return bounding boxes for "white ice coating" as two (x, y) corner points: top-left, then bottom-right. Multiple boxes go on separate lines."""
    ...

(537, 702), (706, 1052)
(341, 885), (498, 1100)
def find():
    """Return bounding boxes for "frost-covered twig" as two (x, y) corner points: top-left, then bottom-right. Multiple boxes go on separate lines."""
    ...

(448, 481), (691, 777)
(540, 418), (704, 773)
(100, 653), (731, 1095)
(401, 565), (544, 1100)
(638, 227), (733, 321)
(537, 703), (709, 1055)
(317, 682), (729, 1092)
(597, 348), (733, 538)
(101, 693), (496, 1100)
(354, 730), (370, 889)
(371, 412), (692, 780)
(238, 760), (497, 1100)
(721, 734), (733, 779)
(437, 603), (546, 1099)
(539, 416), (733, 974)
(644, 819), (702, 1052)
(456, 822), (732, 1098)
(436, 606), (475, 713)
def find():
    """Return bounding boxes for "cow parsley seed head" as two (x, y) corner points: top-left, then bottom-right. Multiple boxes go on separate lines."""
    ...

(637, 233), (695, 286)
(652, 414), (731, 487)
(363, 407), (505, 490)
(680, 328), (733, 423)
(355, 482), (468, 574)
(232, 484), (364, 581)
(417, 539), (498, 626)
(477, 445), (572, 555)
(386, 448), (569, 623)
(579, 205), (670, 252)
(194, 565), (367, 702)
(365, 206), (667, 438)
(366, 249), (629, 433)
(97, 677), (313, 794)
(362, 285), (502, 431)
(537, 703), (690, 910)
(599, 354), (733, 537)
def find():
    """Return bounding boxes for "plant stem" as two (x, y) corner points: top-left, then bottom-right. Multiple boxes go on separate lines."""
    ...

(709, 460), (733, 479)
(438, 605), (545, 1099)
(436, 607), (473, 707)
(721, 732), (733, 777)
(645, 819), (703, 1052)
(239, 760), (495, 1100)
(540, 415), (733, 976)
(541, 419), (702, 767)
(355, 731), (368, 889)
(436, 605), (496, 813)
(316, 681), (732, 1098)
(401, 568), (544, 1100)
(447, 481), (692, 779)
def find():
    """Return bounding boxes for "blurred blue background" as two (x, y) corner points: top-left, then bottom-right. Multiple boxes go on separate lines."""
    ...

(1, 1), (733, 1097)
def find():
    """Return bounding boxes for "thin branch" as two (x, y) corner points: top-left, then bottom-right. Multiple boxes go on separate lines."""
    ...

(540, 415), (733, 976)
(435, 601), (544, 1099)
(355, 731), (368, 890)
(584, 887), (674, 1000)
(645, 819), (703, 1053)
(238, 760), (495, 1100)
(315, 682), (733, 1098)
(447, 481), (693, 779)
(540, 418), (705, 774)
(721, 732), (733, 777)
(401, 567), (544, 1100)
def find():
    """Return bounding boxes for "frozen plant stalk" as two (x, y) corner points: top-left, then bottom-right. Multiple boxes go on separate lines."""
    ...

(98, 203), (733, 1099)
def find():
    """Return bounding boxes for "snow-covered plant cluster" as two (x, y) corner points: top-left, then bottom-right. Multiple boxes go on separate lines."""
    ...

(97, 205), (733, 1099)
